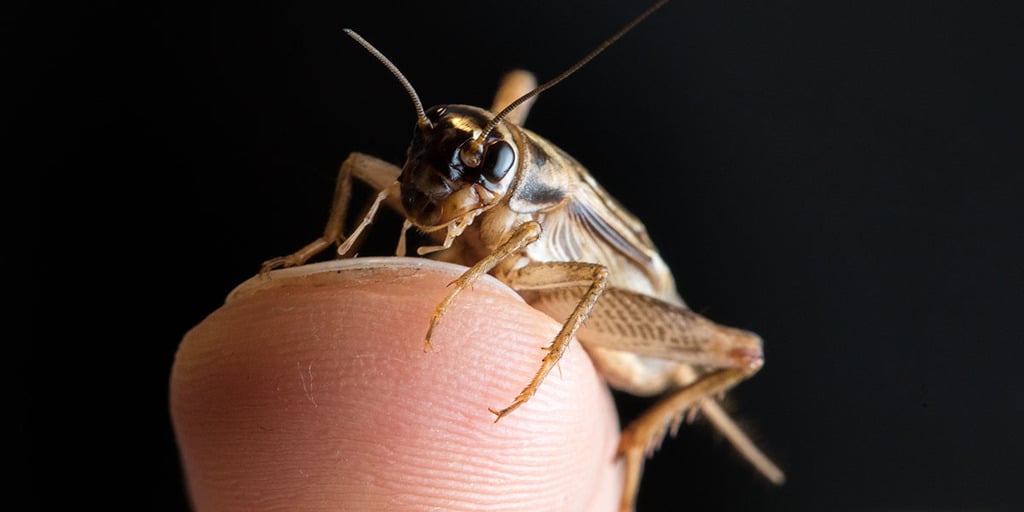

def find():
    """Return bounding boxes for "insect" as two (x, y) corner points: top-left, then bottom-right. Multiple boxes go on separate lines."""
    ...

(262, 1), (783, 509)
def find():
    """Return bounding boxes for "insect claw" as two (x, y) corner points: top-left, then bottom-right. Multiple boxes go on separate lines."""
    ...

(489, 407), (510, 422)
(489, 402), (522, 422)
(258, 265), (276, 280)
(259, 257), (292, 278)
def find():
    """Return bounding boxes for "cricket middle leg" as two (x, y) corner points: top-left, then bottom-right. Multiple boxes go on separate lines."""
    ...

(491, 261), (611, 421)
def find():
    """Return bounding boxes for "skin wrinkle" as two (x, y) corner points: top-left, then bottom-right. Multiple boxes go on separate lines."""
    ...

(338, 285), (602, 508)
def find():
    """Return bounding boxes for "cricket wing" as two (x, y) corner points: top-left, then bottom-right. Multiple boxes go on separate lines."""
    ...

(570, 171), (658, 268)
(535, 171), (682, 299)
(528, 285), (763, 370)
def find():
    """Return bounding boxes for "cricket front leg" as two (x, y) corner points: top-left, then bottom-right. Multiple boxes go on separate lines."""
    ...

(260, 152), (402, 273)
(424, 221), (542, 351)
(490, 262), (610, 421)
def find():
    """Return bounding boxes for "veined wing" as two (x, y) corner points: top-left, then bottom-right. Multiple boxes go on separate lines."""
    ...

(529, 284), (761, 369)
(536, 166), (678, 299)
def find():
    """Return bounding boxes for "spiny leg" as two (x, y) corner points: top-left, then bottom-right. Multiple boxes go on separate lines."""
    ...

(698, 399), (785, 485)
(616, 367), (761, 512)
(334, 183), (396, 256)
(260, 152), (402, 274)
(526, 273), (781, 507)
(423, 221), (542, 351)
(491, 262), (610, 421)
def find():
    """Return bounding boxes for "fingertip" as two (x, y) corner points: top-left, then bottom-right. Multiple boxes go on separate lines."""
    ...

(172, 259), (622, 511)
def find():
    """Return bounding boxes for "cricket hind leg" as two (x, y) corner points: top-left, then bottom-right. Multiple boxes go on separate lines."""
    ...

(260, 152), (403, 273)
(698, 399), (785, 485)
(527, 286), (782, 510)
(616, 367), (768, 512)
(615, 353), (785, 488)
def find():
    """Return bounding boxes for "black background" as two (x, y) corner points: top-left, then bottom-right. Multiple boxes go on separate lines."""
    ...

(25, 1), (1023, 510)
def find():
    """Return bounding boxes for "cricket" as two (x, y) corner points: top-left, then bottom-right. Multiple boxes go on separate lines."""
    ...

(261, 1), (784, 509)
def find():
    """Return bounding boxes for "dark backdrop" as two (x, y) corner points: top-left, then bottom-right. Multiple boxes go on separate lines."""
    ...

(26, 1), (1022, 510)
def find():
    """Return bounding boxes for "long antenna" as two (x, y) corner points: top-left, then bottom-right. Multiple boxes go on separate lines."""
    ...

(343, 28), (431, 128)
(461, 0), (669, 166)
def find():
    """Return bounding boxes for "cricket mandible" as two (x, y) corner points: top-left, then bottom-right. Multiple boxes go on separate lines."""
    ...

(261, 1), (784, 509)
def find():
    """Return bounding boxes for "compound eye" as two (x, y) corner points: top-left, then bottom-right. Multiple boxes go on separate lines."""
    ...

(481, 140), (514, 183)
(428, 106), (447, 120)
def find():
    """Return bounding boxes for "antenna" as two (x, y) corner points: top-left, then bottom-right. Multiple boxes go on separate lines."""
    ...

(460, 0), (669, 167)
(343, 28), (432, 128)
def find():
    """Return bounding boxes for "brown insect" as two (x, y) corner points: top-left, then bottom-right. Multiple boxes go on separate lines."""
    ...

(262, 1), (783, 509)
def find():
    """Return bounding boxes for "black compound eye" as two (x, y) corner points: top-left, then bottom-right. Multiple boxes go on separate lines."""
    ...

(481, 140), (514, 183)
(426, 105), (447, 122)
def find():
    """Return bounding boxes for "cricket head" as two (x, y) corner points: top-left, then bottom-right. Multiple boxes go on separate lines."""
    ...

(341, 29), (518, 232)
(399, 104), (517, 229)
(344, 0), (666, 231)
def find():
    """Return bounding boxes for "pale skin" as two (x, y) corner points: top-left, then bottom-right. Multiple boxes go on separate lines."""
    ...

(171, 259), (624, 511)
